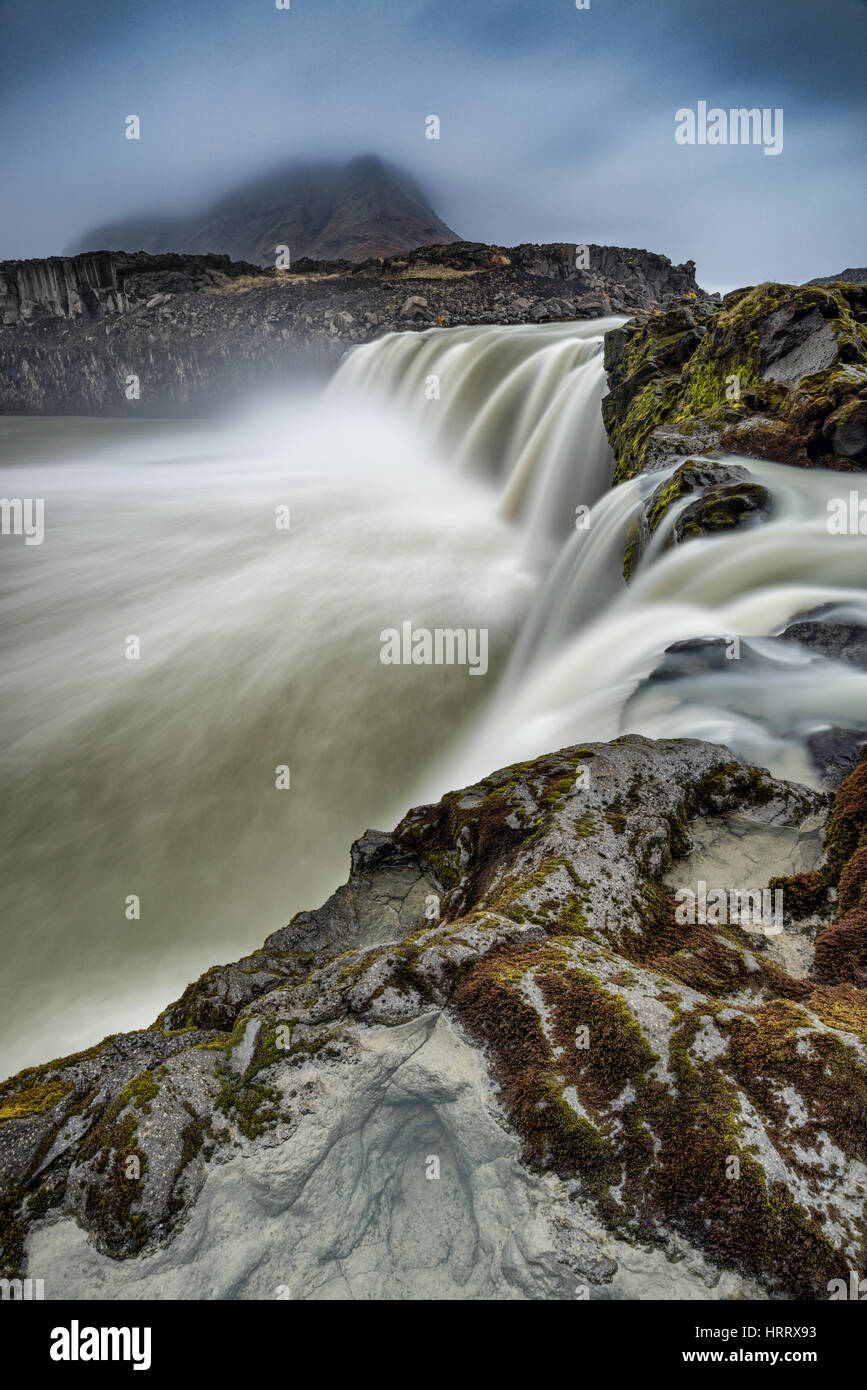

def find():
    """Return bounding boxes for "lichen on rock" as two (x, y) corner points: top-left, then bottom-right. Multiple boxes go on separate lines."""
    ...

(2, 737), (865, 1300)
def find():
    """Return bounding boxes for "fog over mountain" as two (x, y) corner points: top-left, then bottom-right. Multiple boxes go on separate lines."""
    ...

(67, 156), (462, 266)
(1, 0), (864, 287)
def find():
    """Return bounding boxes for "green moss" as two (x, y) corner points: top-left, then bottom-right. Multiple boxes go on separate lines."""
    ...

(26, 1184), (64, 1219)
(622, 517), (643, 581)
(211, 1018), (334, 1139)
(0, 1079), (72, 1122)
(126, 1071), (159, 1114)
(0, 1033), (131, 1102)
(426, 849), (462, 889)
(215, 1071), (281, 1141)
(489, 856), (589, 933)
(677, 360), (758, 422)
(194, 1033), (233, 1051)
(542, 968), (659, 1104)
(603, 281), (866, 482)
(538, 1076), (622, 1188)
(539, 773), (578, 808)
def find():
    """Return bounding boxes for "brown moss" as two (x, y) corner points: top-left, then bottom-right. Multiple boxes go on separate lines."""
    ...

(725, 1000), (867, 1162)
(541, 968), (658, 1107)
(802, 751), (867, 985)
(79, 1107), (149, 1256)
(452, 943), (622, 1184)
(454, 938), (841, 1295)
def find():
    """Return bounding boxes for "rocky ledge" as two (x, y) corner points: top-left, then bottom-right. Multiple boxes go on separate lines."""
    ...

(603, 279), (867, 483)
(0, 241), (706, 416)
(2, 737), (866, 1300)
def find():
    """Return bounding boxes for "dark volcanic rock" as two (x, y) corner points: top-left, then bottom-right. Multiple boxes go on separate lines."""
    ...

(0, 251), (260, 327)
(807, 728), (867, 790)
(783, 620), (867, 786)
(806, 269), (867, 288)
(602, 282), (867, 483)
(0, 240), (707, 417)
(640, 621), (867, 788)
(781, 620), (867, 670)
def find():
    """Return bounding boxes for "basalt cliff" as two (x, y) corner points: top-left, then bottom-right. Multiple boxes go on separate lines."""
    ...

(0, 241), (706, 416)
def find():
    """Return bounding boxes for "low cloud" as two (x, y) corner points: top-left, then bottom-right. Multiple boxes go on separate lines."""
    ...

(0, 0), (864, 287)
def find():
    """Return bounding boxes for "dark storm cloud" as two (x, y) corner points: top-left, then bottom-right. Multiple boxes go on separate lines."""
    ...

(0, 0), (863, 288)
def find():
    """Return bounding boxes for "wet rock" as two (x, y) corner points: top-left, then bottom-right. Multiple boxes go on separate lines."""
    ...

(623, 459), (772, 580)
(807, 727), (867, 789)
(781, 620), (867, 671)
(825, 396), (867, 462)
(5, 735), (864, 1300)
(674, 480), (771, 541)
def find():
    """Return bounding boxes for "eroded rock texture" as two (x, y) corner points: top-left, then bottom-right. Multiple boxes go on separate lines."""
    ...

(2, 737), (866, 1301)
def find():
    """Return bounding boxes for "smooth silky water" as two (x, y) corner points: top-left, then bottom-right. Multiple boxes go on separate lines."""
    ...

(1, 317), (865, 1074)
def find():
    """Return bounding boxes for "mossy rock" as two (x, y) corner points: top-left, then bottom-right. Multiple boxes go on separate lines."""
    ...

(603, 281), (867, 482)
(623, 460), (771, 578)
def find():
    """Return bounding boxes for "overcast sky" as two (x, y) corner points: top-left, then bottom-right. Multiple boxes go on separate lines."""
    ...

(0, 0), (864, 290)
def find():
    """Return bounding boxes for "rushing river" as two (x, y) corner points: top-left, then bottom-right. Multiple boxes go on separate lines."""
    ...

(1, 318), (865, 1075)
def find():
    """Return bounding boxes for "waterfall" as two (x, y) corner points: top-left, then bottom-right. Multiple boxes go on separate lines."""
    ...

(443, 457), (867, 793)
(2, 317), (866, 1074)
(332, 317), (623, 557)
(331, 322), (867, 799)
(0, 395), (536, 1075)
(503, 476), (647, 673)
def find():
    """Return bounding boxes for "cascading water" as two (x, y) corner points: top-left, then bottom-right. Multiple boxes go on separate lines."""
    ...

(1, 317), (865, 1075)
(333, 318), (622, 558)
(448, 456), (867, 794)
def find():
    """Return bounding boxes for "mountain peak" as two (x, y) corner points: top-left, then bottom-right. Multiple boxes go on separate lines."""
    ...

(67, 156), (461, 266)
